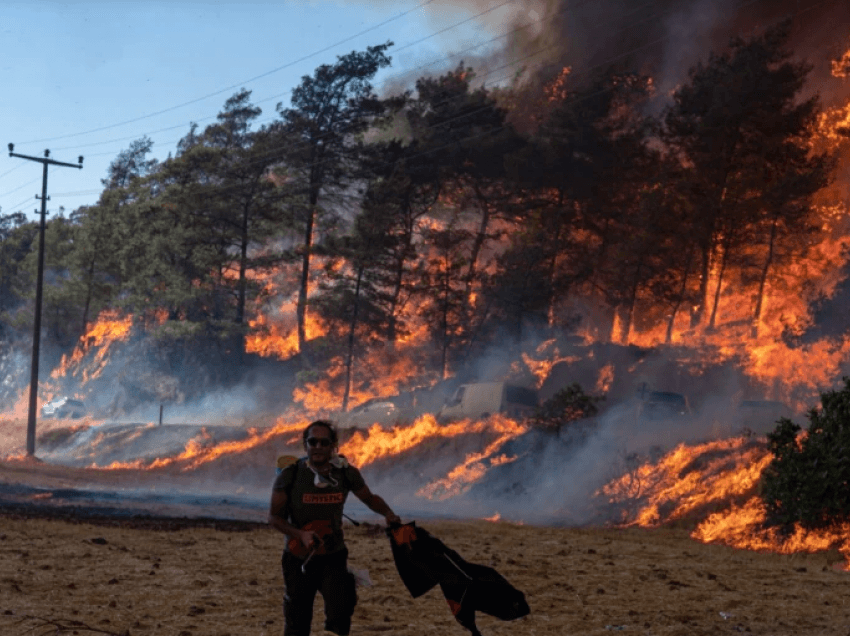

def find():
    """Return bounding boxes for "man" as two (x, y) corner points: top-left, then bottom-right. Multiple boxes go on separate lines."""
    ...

(269, 420), (400, 636)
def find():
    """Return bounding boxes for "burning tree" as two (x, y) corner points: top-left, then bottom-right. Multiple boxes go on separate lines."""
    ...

(509, 69), (658, 341)
(662, 22), (835, 333)
(169, 89), (291, 328)
(311, 210), (395, 412)
(352, 138), (441, 345)
(760, 377), (850, 532)
(70, 137), (157, 334)
(277, 42), (395, 357)
(406, 64), (521, 292)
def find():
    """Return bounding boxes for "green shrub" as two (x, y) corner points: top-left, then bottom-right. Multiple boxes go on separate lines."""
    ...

(760, 377), (850, 531)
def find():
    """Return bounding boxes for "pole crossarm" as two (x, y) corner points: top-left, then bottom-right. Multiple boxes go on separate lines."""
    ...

(7, 143), (83, 457)
(9, 150), (83, 169)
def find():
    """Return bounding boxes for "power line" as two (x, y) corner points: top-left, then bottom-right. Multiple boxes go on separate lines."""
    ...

(49, 0), (557, 158)
(19, 0), (440, 145)
(38, 0), (672, 170)
(42, 0), (679, 173)
(44, 0), (626, 158)
(4, 0), (840, 213)
(0, 163), (26, 182)
(0, 176), (44, 199)
(132, 0), (771, 189)
(392, 0), (515, 55)
(47, 190), (102, 198)
(4, 168), (61, 214)
(54, 0), (799, 212)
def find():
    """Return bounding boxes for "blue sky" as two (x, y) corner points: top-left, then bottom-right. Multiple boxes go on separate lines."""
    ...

(0, 0), (523, 221)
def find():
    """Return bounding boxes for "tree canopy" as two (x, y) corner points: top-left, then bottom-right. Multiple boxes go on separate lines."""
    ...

(0, 29), (844, 411)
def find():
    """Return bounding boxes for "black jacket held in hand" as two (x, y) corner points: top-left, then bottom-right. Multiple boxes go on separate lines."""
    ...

(387, 522), (530, 636)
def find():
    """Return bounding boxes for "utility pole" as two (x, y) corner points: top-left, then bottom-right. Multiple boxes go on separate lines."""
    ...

(8, 144), (83, 457)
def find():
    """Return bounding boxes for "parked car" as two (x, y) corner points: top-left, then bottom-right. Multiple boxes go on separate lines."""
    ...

(637, 391), (690, 421)
(438, 382), (539, 423)
(41, 396), (86, 419)
(337, 401), (405, 430)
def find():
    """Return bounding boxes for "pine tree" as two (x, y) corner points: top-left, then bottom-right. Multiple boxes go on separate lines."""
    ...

(278, 43), (394, 356)
(663, 23), (834, 331)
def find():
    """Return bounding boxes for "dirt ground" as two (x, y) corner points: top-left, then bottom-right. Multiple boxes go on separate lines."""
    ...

(1, 507), (849, 636)
(1, 421), (849, 636)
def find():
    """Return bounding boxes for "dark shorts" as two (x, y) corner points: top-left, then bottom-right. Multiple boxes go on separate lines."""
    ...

(282, 549), (357, 636)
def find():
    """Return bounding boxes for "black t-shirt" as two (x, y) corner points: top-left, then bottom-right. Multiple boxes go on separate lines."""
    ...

(273, 457), (366, 555)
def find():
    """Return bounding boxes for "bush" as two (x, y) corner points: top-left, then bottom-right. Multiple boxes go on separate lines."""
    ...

(760, 377), (850, 531)
(530, 383), (604, 433)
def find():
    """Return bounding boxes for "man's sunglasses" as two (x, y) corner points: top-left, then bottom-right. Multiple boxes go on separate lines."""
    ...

(306, 437), (332, 448)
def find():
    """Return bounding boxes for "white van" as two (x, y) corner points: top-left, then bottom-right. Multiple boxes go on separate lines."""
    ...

(438, 382), (538, 423)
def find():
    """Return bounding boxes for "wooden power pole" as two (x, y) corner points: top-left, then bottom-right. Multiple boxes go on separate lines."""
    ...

(7, 144), (83, 457)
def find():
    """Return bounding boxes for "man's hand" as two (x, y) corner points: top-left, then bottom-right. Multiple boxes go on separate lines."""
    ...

(385, 512), (401, 526)
(299, 529), (321, 550)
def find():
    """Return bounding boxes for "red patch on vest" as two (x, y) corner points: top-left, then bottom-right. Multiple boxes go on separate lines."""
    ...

(446, 599), (462, 615)
(302, 492), (345, 504)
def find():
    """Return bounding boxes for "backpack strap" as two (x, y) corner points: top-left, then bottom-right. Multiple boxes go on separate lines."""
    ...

(278, 457), (304, 521)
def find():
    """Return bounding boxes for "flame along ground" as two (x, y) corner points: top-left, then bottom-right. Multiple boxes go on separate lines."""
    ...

(39, 412), (530, 510)
(599, 436), (850, 570)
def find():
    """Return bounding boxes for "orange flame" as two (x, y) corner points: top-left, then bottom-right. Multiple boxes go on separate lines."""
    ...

(600, 437), (770, 526)
(339, 413), (495, 467)
(416, 415), (527, 501)
(832, 42), (850, 79)
(520, 339), (581, 388)
(95, 418), (307, 471)
(50, 310), (133, 384)
(602, 436), (850, 567)
(245, 306), (327, 359)
(693, 498), (850, 564)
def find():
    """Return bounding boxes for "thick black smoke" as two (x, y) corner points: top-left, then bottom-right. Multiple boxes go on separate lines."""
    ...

(390, 0), (850, 104)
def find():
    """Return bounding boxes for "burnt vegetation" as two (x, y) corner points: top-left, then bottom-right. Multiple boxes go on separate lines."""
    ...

(0, 23), (847, 409)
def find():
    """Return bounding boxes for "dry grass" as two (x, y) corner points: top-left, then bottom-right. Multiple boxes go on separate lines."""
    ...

(1, 513), (849, 636)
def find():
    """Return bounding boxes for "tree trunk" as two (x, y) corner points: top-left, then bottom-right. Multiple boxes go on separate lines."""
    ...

(81, 258), (96, 335)
(296, 206), (316, 355)
(387, 213), (414, 343)
(235, 197), (251, 325)
(691, 179), (731, 327)
(622, 259), (644, 345)
(466, 184), (492, 288)
(691, 241), (713, 328)
(751, 216), (778, 338)
(707, 240), (730, 331)
(666, 247), (694, 343)
(545, 190), (566, 325)
(440, 253), (451, 380)
(341, 266), (363, 413)
(386, 256), (404, 344)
